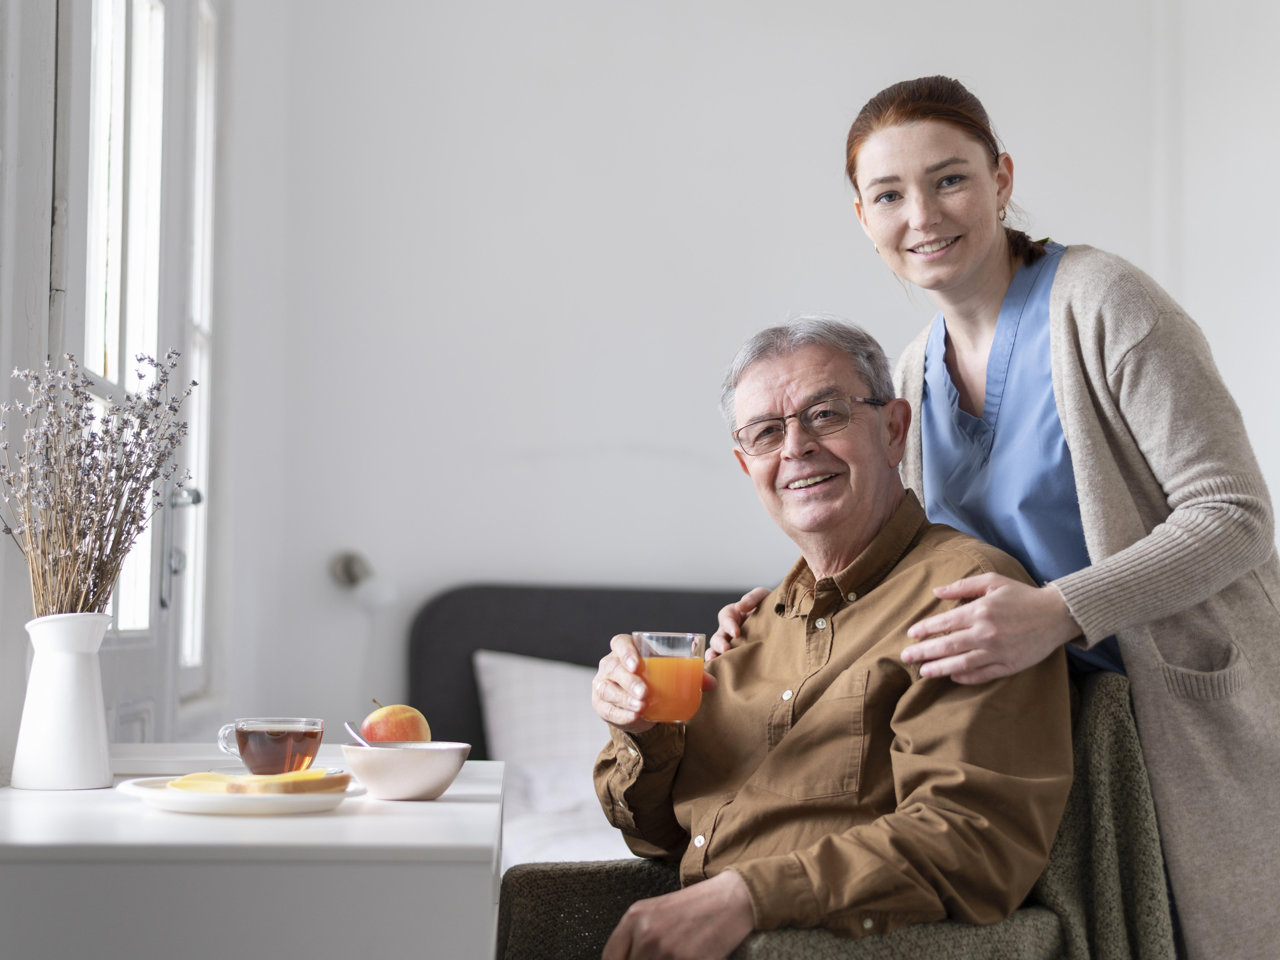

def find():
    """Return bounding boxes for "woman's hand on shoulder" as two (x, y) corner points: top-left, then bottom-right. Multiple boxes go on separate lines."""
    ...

(902, 574), (1081, 683)
(708, 587), (770, 660)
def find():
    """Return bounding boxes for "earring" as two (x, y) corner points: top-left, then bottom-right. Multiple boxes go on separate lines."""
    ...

(998, 206), (1007, 222)
(874, 244), (880, 254)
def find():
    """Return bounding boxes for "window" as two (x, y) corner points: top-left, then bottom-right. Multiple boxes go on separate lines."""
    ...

(50, 0), (219, 738)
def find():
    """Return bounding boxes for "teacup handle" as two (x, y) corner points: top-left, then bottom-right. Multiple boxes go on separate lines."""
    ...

(216, 723), (240, 758)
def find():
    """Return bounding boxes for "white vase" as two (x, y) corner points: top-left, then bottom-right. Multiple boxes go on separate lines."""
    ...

(10, 612), (114, 790)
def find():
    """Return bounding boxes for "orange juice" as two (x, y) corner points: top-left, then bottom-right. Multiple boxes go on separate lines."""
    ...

(640, 656), (704, 723)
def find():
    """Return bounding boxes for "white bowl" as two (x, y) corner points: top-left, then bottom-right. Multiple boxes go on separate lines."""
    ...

(341, 741), (471, 800)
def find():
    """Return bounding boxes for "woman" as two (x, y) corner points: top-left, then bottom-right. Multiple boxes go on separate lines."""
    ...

(714, 77), (1280, 959)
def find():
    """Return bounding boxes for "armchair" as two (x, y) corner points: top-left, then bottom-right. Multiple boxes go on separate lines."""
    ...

(496, 671), (1177, 960)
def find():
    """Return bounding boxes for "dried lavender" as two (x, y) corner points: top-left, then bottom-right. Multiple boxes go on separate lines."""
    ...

(0, 352), (196, 616)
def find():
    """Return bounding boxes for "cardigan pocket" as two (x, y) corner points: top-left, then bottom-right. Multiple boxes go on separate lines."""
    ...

(1159, 641), (1246, 700)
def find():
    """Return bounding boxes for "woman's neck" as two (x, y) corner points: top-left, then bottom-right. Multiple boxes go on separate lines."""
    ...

(932, 243), (1019, 336)
(931, 244), (1019, 418)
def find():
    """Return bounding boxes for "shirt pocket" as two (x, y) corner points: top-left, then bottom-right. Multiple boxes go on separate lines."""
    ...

(758, 669), (868, 801)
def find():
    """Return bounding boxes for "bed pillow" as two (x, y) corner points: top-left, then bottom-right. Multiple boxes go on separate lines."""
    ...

(472, 649), (611, 813)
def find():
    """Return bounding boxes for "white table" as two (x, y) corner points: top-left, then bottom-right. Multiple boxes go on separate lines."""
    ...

(0, 744), (504, 960)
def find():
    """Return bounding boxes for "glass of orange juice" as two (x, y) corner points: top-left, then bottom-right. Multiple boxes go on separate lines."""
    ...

(632, 632), (706, 723)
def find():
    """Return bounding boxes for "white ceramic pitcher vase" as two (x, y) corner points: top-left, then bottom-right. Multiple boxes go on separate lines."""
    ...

(10, 612), (114, 790)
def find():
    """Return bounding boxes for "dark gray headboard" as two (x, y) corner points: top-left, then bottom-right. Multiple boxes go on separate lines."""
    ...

(407, 583), (745, 760)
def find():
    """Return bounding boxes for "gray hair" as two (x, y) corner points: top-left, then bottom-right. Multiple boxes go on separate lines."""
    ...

(719, 316), (895, 427)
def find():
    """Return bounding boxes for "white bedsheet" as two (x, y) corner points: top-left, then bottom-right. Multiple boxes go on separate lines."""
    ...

(472, 649), (642, 873)
(499, 755), (639, 872)
(503, 807), (638, 873)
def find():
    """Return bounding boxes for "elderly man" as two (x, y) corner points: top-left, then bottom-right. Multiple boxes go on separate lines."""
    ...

(591, 318), (1073, 960)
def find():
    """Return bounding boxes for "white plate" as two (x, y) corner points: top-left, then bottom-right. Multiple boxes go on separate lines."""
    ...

(116, 776), (365, 815)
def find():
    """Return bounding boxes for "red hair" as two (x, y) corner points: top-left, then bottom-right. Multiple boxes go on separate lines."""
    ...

(845, 76), (1045, 267)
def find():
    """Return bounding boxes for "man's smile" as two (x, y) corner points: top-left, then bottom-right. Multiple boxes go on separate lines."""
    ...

(786, 474), (836, 490)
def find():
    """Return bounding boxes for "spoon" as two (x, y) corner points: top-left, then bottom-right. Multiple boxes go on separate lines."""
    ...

(344, 721), (374, 747)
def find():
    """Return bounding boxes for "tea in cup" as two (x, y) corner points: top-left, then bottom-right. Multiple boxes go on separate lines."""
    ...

(216, 717), (324, 774)
(632, 632), (705, 723)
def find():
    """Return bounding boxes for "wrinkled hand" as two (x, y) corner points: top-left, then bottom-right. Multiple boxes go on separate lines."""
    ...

(602, 869), (755, 960)
(708, 587), (769, 660)
(593, 634), (717, 734)
(902, 575), (1081, 684)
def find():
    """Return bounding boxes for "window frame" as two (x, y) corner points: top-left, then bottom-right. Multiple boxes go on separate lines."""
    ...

(45, 0), (220, 738)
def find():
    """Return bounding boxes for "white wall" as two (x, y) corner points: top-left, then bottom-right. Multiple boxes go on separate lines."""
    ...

(1174, 0), (1279, 491)
(204, 0), (1280, 738)
(0, 0), (56, 780)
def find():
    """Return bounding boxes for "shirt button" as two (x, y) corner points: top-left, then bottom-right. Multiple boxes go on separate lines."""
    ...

(814, 617), (827, 630)
(693, 834), (706, 848)
(862, 918), (874, 930)
(847, 592), (857, 602)
(781, 689), (793, 701)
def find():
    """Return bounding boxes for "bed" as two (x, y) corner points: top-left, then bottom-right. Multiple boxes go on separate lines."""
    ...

(407, 582), (745, 871)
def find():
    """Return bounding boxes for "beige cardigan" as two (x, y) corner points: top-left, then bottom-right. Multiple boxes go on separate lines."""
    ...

(895, 245), (1280, 960)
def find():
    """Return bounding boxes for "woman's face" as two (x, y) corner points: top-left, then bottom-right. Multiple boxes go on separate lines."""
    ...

(852, 120), (1013, 302)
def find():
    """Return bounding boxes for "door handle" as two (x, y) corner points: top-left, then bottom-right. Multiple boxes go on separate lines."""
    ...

(160, 486), (203, 609)
(171, 487), (203, 508)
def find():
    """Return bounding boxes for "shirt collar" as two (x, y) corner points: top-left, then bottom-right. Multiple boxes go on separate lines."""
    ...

(775, 491), (929, 619)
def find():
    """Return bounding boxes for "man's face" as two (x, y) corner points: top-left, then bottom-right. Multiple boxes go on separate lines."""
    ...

(732, 344), (909, 564)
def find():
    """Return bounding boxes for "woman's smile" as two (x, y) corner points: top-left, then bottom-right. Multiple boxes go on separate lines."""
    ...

(909, 236), (960, 257)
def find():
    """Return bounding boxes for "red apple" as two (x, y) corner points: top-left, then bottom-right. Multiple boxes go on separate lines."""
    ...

(360, 699), (432, 742)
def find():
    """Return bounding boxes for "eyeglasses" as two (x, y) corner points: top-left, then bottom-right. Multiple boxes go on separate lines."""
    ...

(734, 395), (886, 456)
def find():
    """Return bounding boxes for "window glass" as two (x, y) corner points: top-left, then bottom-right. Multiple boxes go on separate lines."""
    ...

(123, 0), (166, 385)
(84, 0), (126, 380)
(82, 0), (169, 632)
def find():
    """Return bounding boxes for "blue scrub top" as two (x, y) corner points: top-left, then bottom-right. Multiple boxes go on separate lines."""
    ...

(921, 241), (1124, 674)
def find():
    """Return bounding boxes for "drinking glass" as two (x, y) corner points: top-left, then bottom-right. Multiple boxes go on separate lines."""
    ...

(632, 632), (705, 723)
